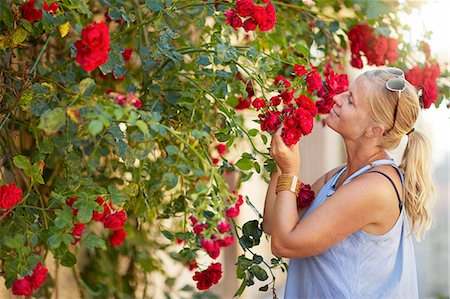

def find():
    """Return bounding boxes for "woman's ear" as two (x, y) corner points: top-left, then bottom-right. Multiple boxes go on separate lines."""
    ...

(365, 124), (385, 138)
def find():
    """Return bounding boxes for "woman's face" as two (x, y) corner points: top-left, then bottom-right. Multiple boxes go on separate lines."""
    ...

(324, 76), (374, 139)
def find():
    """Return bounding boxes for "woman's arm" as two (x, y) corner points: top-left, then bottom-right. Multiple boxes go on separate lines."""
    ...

(262, 163), (343, 235)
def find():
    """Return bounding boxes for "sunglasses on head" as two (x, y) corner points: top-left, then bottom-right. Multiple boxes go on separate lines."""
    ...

(384, 67), (406, 133)
(385, 67), (406, 96)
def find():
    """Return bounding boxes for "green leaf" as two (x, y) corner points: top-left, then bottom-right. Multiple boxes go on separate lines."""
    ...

(251, 265), (268, 281)
(88, 119), (104, 136)
(146, 0), (164, 12)
(259, 284), (269, 292)
(235, 158), (253, 171)
(162, 230), (174, 241)
(136, 120), (150, 138)
(248, 128), (259, 137)
(329, 21), (339, 33)
(39, 107), (66, 134)
(166, 145), (178, 155)
(82, 234), (106, 251)
(149, 123), (167, 136)
(253, 254), (263, 264)
(12, 27), (27, 45)
(197, 55), (211, 66)
(242, 220), (262, 239)
(13, 155), (31, 169)
(234, 279), (247, 297)
(162, 172), (178, 189)
(79, 78), (96, 96)
(60, 251), (77, 267)
(54, 209), (72, 229)
(108, 184), (128, 206)
(4, 234), (26, 249)
(253, 161), (260, 173)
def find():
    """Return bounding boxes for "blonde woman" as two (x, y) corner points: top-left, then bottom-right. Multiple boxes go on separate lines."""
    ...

(263, 68), (434, 298)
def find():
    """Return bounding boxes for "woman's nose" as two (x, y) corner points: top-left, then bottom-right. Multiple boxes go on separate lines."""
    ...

(333, 93), (343, 106)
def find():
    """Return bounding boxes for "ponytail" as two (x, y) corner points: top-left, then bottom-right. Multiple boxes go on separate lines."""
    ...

(399, 129), (435, 240)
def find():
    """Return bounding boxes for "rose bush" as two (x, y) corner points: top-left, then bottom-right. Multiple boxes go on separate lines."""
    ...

(0, 0), (448, 297)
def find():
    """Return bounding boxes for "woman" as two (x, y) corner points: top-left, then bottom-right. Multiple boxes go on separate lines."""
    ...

(263, 68), (435, 298)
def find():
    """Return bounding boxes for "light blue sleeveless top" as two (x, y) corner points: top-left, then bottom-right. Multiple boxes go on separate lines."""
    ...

(284, 159), (418, 299)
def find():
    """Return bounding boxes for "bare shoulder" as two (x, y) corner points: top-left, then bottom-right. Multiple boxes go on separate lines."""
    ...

(310, 164), (345, 195)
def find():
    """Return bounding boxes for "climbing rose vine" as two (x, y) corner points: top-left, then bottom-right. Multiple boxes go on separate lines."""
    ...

(0, 0), (448, 298)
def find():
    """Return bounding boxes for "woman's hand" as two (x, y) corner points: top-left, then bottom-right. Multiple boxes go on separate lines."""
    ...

(269, 130), (300, 175)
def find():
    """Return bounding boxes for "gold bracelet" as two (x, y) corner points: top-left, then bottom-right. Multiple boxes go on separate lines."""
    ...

(276, 174), (301, 197)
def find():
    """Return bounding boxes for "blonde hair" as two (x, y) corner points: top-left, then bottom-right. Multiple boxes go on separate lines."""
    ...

(362, 69), (435, 240)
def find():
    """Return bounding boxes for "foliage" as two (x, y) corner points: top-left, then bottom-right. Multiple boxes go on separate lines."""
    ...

(0, 0), (448, 297)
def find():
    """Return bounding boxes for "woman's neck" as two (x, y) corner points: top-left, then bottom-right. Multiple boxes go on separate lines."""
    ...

(342, 142), (390, 181)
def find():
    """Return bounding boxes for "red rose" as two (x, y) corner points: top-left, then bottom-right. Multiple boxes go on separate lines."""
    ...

(280, 90), (295, 105)
(305, 70), (323, 93)
(294, 64), (307, 77)
(225, 10), (243, 30)
(0, 183), (22, 209)
(217, 143), (227, 155)
(225, 205), (240, 218)
(385, 38), (398, 63)
(243, 18), (258, 32)
(423, 63), (440, 79)
(259, 110), (281, 133)
(252, 5), (267, 24)
(350, 55), (363, 69)
(189, 215), (198, 225)
(274, 75), (291, 89)
(259, 3), (276, 32)
(217, 221), (231, 233)
(281, 128), (301, 146)
(315, 98), (335, 114)
(201, 238), (220, 259)
(193, 263), (222, 290)
(217, 235), (234, 247)
(236, 0), (256, 17)
(208, 263), (222, 284)
(115, 93), (127, 106)
(252, 98), (267, 110)
(405, 66), (424, 88)
(128, 94), (143, 108)
(193, 223), (208, 235)
(236, 194), (244, 207)
(92, 197), (112, 221)
(234, 96), (252, 110)
(103, 210), (127, 230)
(109, 228), (126, 246)
(20, 0), (42, 23)
(297, 183), (315, 208)
(270, 95), (281, 106)
(421, 78), (438, 109)
(284, 116), (297, 129)
(75, 41), (109, 71)
(299, 115), (313, 135)
(71, 222), (85, 245)
(75, 21), (110, 71)
(43, 2), (59, 14)
(373, 35), (388, 57)
(12, 278), (32, 296)
(29, 262), (48, 290)
(122, 48), (133, 61)
(295, 95), (318, 117)
(80, 21), (110, 52)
